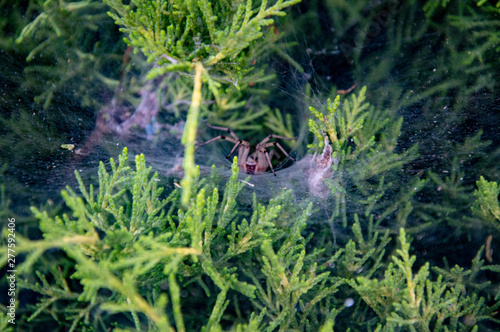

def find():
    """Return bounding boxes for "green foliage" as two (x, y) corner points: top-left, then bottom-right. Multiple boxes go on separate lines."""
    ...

(180, 62), (204, 206)
(348, 228), (499, 331)
(335, 215), (390, 279)
(308, 87), (418, 174)
(95, 0), (303, 205)
(413, 131), (495, 242)
(4, 0), (500, 331)
(0, 148), (336, 330)
(11, 0), (301, 198)
(6, 148), (195, 329)
(264, 108), (296, 141)
(295, 0), (499, 173)
(472, 177), (500, 228)
(0, 312), (14, 332)
(249, 205), (342, 331)
(430, 0), (500, 80)
(422, 0), (451, 18)
(15, 0), (125, 109)
(104, 0), (300, 81)
(2, 142), (500, 330)
(307, 87), (421, 232)
(0, 0), (36, 51)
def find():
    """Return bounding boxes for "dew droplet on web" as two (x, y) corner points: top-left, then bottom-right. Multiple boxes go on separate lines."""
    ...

(344, 298), (354, 307)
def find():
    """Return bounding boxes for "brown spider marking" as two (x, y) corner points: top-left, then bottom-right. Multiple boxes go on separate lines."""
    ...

(197, 125), (296, 176)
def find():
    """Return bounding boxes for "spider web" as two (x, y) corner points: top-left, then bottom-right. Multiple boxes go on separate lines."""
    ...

(3, 1), (499, 245)
(177, 2), (500, 253)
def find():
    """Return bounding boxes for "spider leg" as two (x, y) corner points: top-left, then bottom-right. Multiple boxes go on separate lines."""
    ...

(257, 134), (298, 146)
(263, 149), (277, 176)
(203, 124), (251, 160)
(262, 142), (295, 161)
(196, 135), (238, 147)
(206, 124), (240, 141)
(226, 140), (242, 159)
(196, 133), (247, 162)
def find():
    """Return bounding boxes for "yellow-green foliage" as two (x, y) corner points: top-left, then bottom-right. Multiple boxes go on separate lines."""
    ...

(2, 149), (499, 330)
(104, 0), (300, 81)
(473, 176), (500, 229)
(4, 1), (500, 330)
(348, 228), (498, 331)
(1, 149), (340, 330)
(307, 87), (421, 229)
(307, 87), (417, 169)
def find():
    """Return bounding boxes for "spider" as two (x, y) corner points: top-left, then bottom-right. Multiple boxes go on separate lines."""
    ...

(197, 124), (297, 176)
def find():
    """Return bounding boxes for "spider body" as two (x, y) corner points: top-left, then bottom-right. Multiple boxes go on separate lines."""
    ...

(197, 125), (296, 176)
